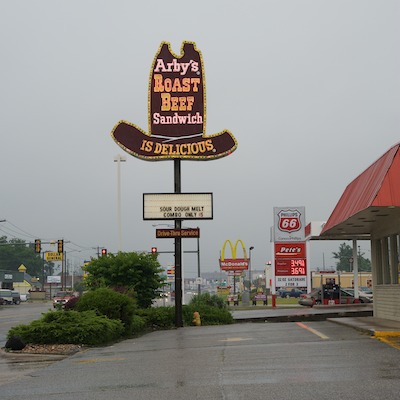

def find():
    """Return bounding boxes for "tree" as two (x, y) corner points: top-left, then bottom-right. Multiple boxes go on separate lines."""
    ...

(357, 248), (372, 272)
(0, 236), (44, 277)
(332, 242), (371, 272)
(83, 251), (165, 308)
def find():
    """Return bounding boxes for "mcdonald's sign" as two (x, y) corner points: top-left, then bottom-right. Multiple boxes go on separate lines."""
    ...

(219, 239), (249, 271)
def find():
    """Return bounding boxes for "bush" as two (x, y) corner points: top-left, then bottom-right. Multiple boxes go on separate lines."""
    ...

(8, 310), (124, 346)
(131, 315), (147, 336)
(137, 307), (176, 330)
(184, 293), (233, 325)
(183, 304), (234, 326)
(190, 292), (227, 309)
(75, 288), (136, 334)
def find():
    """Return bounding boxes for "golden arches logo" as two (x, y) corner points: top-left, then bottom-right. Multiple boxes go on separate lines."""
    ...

(220, 239), (248, 261)
(219, 240), (249, 271)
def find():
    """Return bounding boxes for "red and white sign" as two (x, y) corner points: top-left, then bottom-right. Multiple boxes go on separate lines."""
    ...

(166, 266), (175, 282)
(227, 270), (243, 276)
(273, 206), (306, 242)
(274, 259), (307, 276)
(220, 258), (249, 271)
(274, 240), (307, 289)
(274, 243), (306, 259)
(278, 209), (301, 232)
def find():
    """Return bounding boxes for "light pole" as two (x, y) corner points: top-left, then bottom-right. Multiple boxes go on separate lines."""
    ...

(114, 154), (126, 252)
(196, 228), (201, 297)
(249, 246), (254, 293)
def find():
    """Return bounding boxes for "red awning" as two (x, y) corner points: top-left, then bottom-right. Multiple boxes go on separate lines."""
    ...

(320, 142), (400, 239)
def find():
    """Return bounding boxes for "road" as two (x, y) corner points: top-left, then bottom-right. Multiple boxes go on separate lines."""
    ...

(0, 302), (53, 347)
(1, 310), (399, 399)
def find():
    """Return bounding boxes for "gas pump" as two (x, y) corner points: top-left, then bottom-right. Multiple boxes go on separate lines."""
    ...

(322, 278), (340, 305)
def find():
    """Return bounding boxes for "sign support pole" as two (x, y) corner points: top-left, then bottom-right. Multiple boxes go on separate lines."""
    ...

(174, 159), (183, 327)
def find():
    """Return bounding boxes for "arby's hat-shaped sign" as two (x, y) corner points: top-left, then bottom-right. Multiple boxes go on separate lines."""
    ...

(111, 41), (237, 161)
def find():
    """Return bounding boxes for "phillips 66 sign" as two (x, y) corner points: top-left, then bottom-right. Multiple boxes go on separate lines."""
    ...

(273, 206), (306, 242)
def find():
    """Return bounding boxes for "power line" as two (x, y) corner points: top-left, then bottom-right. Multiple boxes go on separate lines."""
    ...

(0, 221), (97, 255)
(5, 220), (40, 239)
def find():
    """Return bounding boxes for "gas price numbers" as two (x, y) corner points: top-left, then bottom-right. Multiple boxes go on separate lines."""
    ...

(290, 259), (306, 275)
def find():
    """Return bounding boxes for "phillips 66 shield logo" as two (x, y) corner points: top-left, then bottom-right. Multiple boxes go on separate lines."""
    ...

(273, 207), (306, 242)
(278, 209), (301, 233)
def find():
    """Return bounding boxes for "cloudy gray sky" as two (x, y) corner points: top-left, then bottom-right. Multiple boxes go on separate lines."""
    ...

(1, 1), (399, 277)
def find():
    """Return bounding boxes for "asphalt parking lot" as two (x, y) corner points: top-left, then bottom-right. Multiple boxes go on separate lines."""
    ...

(1, 302), (400, 397)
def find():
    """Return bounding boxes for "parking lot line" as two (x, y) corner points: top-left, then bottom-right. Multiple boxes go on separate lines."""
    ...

(296, 322), (329, 340)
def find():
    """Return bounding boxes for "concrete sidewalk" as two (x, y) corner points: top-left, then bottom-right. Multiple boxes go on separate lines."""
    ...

(231, 304), (400, 337)
(328, 315), (400, 336)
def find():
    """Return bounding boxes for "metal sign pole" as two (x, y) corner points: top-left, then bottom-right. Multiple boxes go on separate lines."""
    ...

(174, 159), (183, 327)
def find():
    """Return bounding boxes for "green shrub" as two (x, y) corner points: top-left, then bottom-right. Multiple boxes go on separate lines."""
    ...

(190, 292), (227, 309)
(183, 304), (234, 326)
(137, 307), (175, 330)
(131, 314), (147, 336)
(75, 288), (136, 334)
(8, 310), (124, 346)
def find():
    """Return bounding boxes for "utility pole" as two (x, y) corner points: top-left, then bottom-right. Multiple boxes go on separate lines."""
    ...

(114, 154), (126, 251)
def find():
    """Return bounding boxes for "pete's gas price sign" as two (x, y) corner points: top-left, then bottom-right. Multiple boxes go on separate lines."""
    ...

(274, 242), (307, 288)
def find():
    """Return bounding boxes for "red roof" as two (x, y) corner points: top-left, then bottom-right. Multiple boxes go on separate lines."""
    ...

(320, 143), (400, 239)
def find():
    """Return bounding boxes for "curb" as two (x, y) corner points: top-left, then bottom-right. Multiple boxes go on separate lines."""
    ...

(234, 309), (373, 323)
(373, 331), (400, 338)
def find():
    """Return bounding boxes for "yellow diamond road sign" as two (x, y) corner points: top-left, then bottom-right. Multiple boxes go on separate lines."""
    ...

(45, 252), (63, 261)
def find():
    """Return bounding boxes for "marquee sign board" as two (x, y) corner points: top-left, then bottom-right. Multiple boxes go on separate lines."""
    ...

(111, 41), (237, 161)
(143, 193), (213, 220)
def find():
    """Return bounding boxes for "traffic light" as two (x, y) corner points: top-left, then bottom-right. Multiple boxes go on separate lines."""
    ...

(101, 248), (107, 256)
(151, 247), (157, 254)
(34, 239), (41, 254)
(57, 239), (64, 253)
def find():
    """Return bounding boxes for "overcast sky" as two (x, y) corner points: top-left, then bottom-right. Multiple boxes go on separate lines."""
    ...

(1, 1), (399, 278)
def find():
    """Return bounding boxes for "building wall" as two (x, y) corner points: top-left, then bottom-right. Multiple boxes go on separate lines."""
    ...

(311, 272), (373, 289)
(374, 285), (400, 320)
(13, 281), (31, 295)
(371, 231), (400, 322)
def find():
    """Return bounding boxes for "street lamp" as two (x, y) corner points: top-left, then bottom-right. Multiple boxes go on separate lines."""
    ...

(114, 154), (126, 252)
(196, 228), (201, 297)
(249, 246), (254, 293)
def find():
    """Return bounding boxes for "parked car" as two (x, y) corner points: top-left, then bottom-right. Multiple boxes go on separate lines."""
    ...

(0, 289), (14, 305)
(20, 293), (31, 302)
(343, 288), (373, 303)
(358, 286), (373, 298)
(53, 291), (78, 308)
(278, 287), (305, 298)
(298, 288), (321, 306)
(299, 287), (373, 307)
(11, 291), (21, 305)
